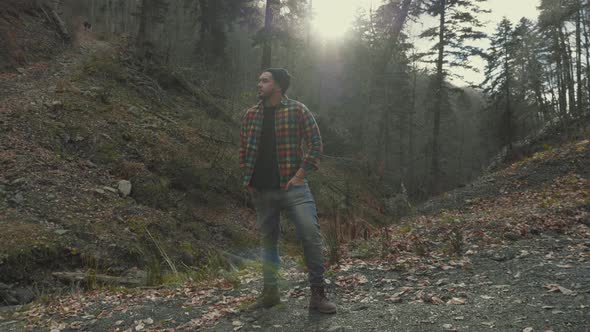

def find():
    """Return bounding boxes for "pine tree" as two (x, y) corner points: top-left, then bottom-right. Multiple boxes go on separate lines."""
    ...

(418, 0), (488, 194)
(512, 18), (548, 123)
(197, 0), (257, 64)
(538, 0), (589, 118)
(482, 18), (515, 149)
(260, 0), (279, 69)
(371, 0), (415, 187)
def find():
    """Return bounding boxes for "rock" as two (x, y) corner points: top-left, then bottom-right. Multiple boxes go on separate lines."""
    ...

(0, 284), (34, 305)
(13, 288), (35, 304)
(89, 86), (104, 93)
(60, 132), (71, 143)
(117, 180), (132, 197)
(16, 67), (25, 74)
(11, 193), (24, 205)
(54, 229), (69, 235)
(0, 290), (19, 305)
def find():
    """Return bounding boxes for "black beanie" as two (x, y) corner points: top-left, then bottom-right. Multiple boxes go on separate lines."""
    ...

(264, 68), (291, 94)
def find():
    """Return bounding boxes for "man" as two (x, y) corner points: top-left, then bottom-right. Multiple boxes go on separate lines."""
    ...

(239, 68), (336, 314)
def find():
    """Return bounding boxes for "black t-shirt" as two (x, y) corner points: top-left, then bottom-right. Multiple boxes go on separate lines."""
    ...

(250, 106), (281, 190)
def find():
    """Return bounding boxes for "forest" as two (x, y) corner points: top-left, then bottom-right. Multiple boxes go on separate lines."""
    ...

(69, 0), (590, 198)
(0, 0), (588, 331)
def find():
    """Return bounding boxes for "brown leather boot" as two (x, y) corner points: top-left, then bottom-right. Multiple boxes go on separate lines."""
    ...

(247, 285), (280, 310)
(309, 286), (337, 314)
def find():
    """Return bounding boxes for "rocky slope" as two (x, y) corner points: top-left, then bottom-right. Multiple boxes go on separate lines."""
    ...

(0, 3), (380, 308)
(1, 116), (588, 332)
(0, 8), (258, 302)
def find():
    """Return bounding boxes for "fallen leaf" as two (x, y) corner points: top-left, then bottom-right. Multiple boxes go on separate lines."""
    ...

(544, 284), (576, 295)
(69, 321), (83, 329)
(447, 297), (466, 305)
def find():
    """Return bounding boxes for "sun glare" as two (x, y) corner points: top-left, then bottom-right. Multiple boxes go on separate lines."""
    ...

(311, 0), (376, 40)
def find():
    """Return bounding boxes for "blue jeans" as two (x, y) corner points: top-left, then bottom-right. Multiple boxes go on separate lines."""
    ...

(251, 182), (325, 287)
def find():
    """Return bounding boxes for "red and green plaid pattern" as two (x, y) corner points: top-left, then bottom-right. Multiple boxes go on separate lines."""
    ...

(239, 97), (323, 189)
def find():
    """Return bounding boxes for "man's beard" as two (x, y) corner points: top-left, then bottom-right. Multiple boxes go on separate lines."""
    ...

(258, 90), (268, 100)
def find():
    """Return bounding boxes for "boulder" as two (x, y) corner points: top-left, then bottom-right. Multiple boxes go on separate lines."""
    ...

(117, 180), (132, 197)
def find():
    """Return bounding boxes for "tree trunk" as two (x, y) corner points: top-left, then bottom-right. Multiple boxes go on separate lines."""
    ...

(372, 0), (413, 184)
(430, 0), (446, 194)
(547, 63), (559, 117)
(261, 0), (278, 70)
(307, 0), (313, 47)
(378, 0), (413, 67)
(137, 0), (167, 60)
(559, 25), (576, 116)
(503, 27), (512, 150)
(576, 3), (583, 113)
(136, 0), (148, 57)
(583, 8), (590, 111)
(52, 272), (144, 287)
(408, 59), (417, 189)
(553, 28), (567, 118)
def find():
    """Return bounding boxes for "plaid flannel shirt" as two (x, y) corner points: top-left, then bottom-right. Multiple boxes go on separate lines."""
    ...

(239, 96), (323, 189)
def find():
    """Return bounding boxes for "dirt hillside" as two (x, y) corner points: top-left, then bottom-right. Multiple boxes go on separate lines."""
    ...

(0, 4), (588, 332)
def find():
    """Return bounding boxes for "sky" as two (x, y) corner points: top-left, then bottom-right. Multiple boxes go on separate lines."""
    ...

(311, 0), (541, 86)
